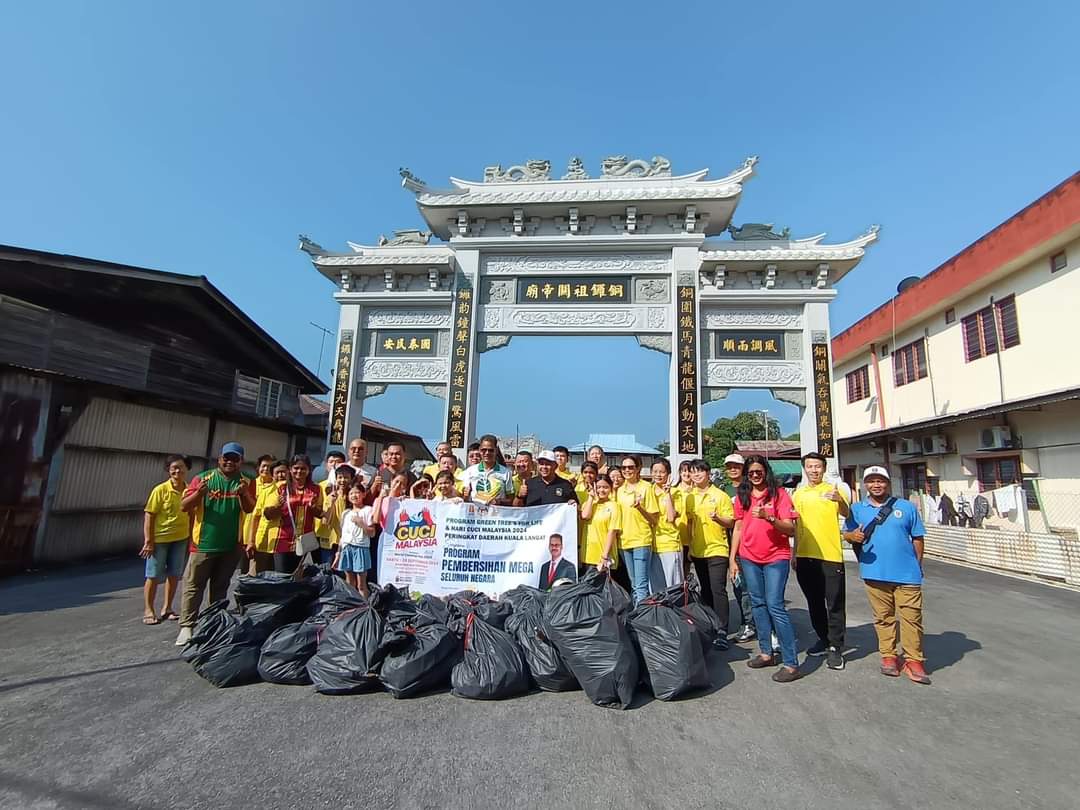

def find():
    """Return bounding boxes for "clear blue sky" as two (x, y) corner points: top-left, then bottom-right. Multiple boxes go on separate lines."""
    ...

(2, 1), (1077, 452)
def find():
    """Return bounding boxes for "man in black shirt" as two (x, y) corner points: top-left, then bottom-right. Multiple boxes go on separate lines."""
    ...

(515, 451), (579, 507)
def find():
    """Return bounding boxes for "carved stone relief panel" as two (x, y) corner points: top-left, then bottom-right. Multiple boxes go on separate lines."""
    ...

(646, 307), (667, 329)
(358, 358), (448, 383)
(422, 384), (446, 400)
(771, 388), (806, 408)
(705, 361), (805, 387)
(636, 335), (672, 354)
(364, 309), (453, 329)
(484, 279), (515, 303)
(784, 331), (802, 360)
(702, 307), (802, 330)
(633, 277), (670, 303)
(482, 253), (669, 275)
(477, 334), (513, 353)
(510, 309), (636, 329)
(483, 307), (503, 330)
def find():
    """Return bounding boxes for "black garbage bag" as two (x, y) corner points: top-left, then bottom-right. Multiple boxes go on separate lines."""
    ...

(376, 611), (461, 699)
(542, 570), (638, 709)
(451, 614), (530, 700)
(306, 606), (385, 695)
(656, 578), (724, 651)
(504, 586), (577, 692)
(627, 597), (710, 701)
(257, 620), (326, 685)
(181, 601), (264, 688)
(416, 593), (450, 625)
(369, 582), (414, 616)
(309, 570), (366, 620)
(234, 572), (320, 636)
(446, 590), (513, 636)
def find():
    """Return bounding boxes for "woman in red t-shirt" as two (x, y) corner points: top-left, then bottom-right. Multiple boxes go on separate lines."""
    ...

(264, 454), (325, 572)
(730, 455), (801, 681)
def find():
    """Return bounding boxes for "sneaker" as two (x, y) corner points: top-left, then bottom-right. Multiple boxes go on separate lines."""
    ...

(747, 653), (778, 669)
(174, 626), (193, 647)
(807, 639), (829, 656)
(880, 655), (900, 677)
(712, 636), (731, 652)
(771, 666), (801, 683)
(735, 625), (756, 643)
(826, 646), (845, 670)
(902, 660), (931, 685)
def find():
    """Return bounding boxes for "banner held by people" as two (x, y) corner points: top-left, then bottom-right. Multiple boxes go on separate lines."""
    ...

(379, 498), (578, 598)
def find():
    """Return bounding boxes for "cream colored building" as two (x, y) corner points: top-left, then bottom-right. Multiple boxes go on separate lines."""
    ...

(830, 173), (1080, 533)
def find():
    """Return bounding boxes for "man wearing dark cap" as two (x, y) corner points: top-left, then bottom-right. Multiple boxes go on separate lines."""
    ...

(175, 442), (254, 646)
(515, 451), (580, 507)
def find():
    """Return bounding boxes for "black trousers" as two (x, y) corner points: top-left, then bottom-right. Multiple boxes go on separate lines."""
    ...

(795, 557), (846, 647)
(692, 556), (730, 635)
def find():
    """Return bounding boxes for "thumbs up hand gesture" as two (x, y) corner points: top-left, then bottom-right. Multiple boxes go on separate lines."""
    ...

(823, 484), (839, 502)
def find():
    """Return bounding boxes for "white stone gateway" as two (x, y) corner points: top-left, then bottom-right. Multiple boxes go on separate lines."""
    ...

(303, 155), (878, 472)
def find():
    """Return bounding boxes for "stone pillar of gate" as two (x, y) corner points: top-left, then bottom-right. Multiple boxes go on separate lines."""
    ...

(669, 245), (704, 472)
(331, 301), (363, 452)
(801, 299), (839, 476)
(445, 248), (482, 454)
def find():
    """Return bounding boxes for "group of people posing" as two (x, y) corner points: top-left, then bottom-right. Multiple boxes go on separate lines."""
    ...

(140, 434), (931, 685)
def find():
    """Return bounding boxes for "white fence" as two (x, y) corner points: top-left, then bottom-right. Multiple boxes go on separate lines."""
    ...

(924, 525), (1080, 586)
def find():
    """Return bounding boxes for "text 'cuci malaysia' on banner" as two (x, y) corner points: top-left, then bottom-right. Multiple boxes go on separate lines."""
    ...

(378, 499), (578, 599)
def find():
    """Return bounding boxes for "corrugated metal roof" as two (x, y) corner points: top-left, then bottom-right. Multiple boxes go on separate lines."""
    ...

(569, 433), (660, 454)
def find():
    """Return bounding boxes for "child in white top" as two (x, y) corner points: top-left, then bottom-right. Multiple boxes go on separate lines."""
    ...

(332, 482), (376, 597)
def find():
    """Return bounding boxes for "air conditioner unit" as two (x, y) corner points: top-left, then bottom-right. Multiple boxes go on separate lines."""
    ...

(922, 435), (949, 455)
(978, 426), (1013, 450)
(898, 438), (920, 455)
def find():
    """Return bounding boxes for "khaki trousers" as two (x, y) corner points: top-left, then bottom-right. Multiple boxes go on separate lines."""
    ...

(864, 580), (924, 662)
(179, 548), (241, 627)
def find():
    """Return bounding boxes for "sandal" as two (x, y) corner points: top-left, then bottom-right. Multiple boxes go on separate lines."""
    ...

(142, 615), (161, 625)
(161, 611), (180, 622)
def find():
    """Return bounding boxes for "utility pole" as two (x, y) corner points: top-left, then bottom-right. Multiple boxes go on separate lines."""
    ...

(758, 409), (770, 459)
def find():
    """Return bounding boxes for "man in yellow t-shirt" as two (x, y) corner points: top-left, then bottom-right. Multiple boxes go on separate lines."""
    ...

(552, 445), (576, 483)
(685, 459), (736, 648)
(792, 452), (851, 669)
(313, 451), (346, 565)
(614, 455), (659, 603)
(422, 441), (454, 481)
(424, 451), (465, 494)
(141, 455), (192, 624)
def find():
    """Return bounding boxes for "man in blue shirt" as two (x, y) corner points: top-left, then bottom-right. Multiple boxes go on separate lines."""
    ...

(843, 466), (930, 685)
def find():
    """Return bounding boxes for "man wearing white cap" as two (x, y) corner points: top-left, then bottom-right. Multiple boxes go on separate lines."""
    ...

(722, 453), (756, 643)
(843, 466), (930, 684)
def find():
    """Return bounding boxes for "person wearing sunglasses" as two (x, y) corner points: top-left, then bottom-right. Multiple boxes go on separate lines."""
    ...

(729, 455), (801, 682)
(461, 434), (514, 505)
(614, 454), (659, 603)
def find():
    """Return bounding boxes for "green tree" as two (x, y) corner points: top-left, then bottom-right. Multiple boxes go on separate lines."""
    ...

(702, 411), (783, 469)
(655, 440), (670, 457)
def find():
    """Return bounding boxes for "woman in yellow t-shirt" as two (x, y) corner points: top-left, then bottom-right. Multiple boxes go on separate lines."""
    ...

(246, 460), (290, 573)
(615, 455), (659, 603)
(243, 455), (278, 572)
(686, 459), (736, 649)
(649, 459), (684, 592)
(579, 474), (621, 573)
(676, 460), (694, 576)
(140, 454), (191, 624)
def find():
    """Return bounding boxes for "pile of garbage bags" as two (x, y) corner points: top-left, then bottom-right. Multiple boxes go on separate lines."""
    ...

(181, 566), (724, 707)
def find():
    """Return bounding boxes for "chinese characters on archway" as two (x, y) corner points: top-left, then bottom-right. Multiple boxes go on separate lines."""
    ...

(375, 331), (436, 356)
(515, 276), (630, 303)
(445, 280), (474, 449)
(714, 330), (784, 358)
(676, 284), (700, 454)
(330, 330), (353, 445)
(812, 342), (835, 457)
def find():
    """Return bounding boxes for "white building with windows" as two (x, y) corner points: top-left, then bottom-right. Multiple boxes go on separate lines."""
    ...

(830, 172), (1080, 533)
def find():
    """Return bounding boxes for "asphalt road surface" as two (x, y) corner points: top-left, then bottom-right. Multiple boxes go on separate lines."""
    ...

(1, 558), (1078, 810)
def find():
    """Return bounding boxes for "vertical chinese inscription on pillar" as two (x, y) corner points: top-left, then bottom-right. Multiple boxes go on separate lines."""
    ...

(445, 278), (474, 449)
(330, 330), (353, 446)
(676, 284), (700, 454)
(812, 342), (835, 457)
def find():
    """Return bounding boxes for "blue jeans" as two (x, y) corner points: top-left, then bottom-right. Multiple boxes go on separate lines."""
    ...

(144, 540), (187, 582)
(621, 547), (653, 604)
(740, 558), (798, 668)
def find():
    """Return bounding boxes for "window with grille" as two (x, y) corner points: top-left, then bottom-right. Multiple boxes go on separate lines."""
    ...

(901, 462), (939, 497)
(962, 296), (1020, 361)
(892, 339), (928, 386)
(845, 365), (871, 403)
(256, 377), (283, 418)
(976, 456), (1020, 491)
